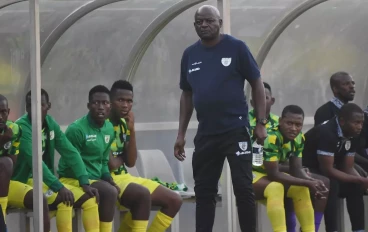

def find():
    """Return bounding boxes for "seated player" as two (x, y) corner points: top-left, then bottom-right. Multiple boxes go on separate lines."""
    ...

(303, 103), (368, 232)
(11, 89), (99, 232)
(59, 85), (144, 232)
(249, 81), (279, 129)
(252, 105), (328, 232)
(0, 94), (30, 231)
(109, 80), (183, 232)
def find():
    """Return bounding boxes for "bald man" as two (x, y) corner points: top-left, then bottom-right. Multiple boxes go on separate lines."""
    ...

(174, 5), (267, 232)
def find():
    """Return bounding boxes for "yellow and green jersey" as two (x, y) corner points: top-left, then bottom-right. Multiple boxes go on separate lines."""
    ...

(0, 120), (21, 157)
(248, 109), (279, 131)
(253, 126), (304, 173)
(110, 118), (130, 175)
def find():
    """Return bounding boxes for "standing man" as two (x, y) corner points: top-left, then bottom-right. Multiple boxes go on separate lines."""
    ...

(174, 5), (267, 232)
(303, 103), (367, 232)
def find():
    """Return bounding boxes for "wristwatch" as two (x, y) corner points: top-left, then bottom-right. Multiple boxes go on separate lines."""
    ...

(256, 118), (268, 126)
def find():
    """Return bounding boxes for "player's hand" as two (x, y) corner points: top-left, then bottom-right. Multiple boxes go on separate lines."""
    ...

(0, 125), (13, 148)
(174, 136), (186, 161)
(81, 185), (100, 203)
(254, 124), (267, 145)
(360, 178), (368, 189)
(124, 111), (135, 130)
(58, 187), (75, 206)
(306, 180), (328, 199)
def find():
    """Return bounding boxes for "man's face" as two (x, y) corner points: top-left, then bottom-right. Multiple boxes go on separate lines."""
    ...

(26, 94), (50, 122)
(111, 89), (133, 118)
(333, 75), (355, 102)
(88, 92), (111, 124)
(250, 88), (275, 115)
(340, 112), (364, 138)
(279, 113), (304, 141)
(194, 8), (222, 41)
(0, 100), (9, 130)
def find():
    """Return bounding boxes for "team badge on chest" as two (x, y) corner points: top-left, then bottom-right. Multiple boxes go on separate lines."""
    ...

(345, 140), (351, 150)
(221, 58), (232, 67)
(238, 141), (248, 151)
(105, 135), (110, 143)
(3, 141), (11, 150)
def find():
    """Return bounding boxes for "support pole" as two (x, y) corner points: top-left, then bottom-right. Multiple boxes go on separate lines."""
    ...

(29, 0), (43, 231)
(217, 1), (235, 232)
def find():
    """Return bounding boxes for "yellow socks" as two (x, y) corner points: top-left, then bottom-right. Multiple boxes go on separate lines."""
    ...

(0, 197), (8, 223)
(81, 198), (100, 232)
(100, 221), (113, 232)
(132, 220), (149, 232)
(263, 182), (286, 232)
(118, 211), (149, 232)
(287, 186), (315, 232)
(147, 211), (173, 232)
(118, 211), (132, 232)
(56, 203), (73, 232)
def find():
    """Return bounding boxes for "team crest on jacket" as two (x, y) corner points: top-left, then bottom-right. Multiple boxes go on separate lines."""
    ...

(221, 58), (232, 67)
(239, 141), (248, 151)
(345, 140), (351, 150)
(105, 135), (110, 143)
(49, 130), (55, 140)
(3, 141), (11, 150)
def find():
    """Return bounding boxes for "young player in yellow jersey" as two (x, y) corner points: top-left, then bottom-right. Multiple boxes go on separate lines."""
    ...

(109, 80), (183, 232)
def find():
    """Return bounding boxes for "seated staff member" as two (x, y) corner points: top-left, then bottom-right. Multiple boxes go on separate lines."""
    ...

(12, 89), (99, 232)
(303, 103), (368, 232)
(59, 85), (149, 232)
(252, 105), (328, 232)
(108, 80), (182, 232)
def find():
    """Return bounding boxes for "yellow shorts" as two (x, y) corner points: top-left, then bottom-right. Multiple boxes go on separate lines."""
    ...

(8, 180), (33, 208)
(112, 173), (160, 198)
(252, 171), (267, 184)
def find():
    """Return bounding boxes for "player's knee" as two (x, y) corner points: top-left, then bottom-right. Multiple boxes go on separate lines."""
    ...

(287, 186), (310, 200)
(0, 156), (13, 176)
(129, 184), (151, 205)
(264, 182), (284, 199)
(99, 183), (118, 200)
(163, 191), (182, 211)
(81, 197), (98, 211)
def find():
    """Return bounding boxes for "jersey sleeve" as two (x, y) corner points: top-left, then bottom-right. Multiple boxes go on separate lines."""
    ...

(8, 123), (21, 156)
(237, 41), (261, 81)
(54, 122), (89, 186)
(19, 124), (63, 192)
(179, 49), (192, 91)
(293, 134), (305, 158)
(316, 130), (337, 157)
(65, 124), (85, 153)
(263, 133), (281, 162)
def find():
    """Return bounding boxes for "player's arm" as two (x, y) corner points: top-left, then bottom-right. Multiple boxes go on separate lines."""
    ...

(317, 136), (363, 183)
(20, 124), (64, 192)
(5, 123), (21, 166)
(314, 107), (333, 127)
(263, 134), (313, 187)
(123, 117), (137, 168)
(108, 152), (124, 170)
(178, 50), (194, 140)
(54, 122), (89, 186)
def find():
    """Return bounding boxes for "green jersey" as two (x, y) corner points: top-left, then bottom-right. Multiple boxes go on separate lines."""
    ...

(0, 120), (21, 157)
(60, 114), (115, 181)
(13, 114), (89, 192)
(248, 109), (279, 131)
(110, 118), (130, 175)
(253, 126), (304, 173)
